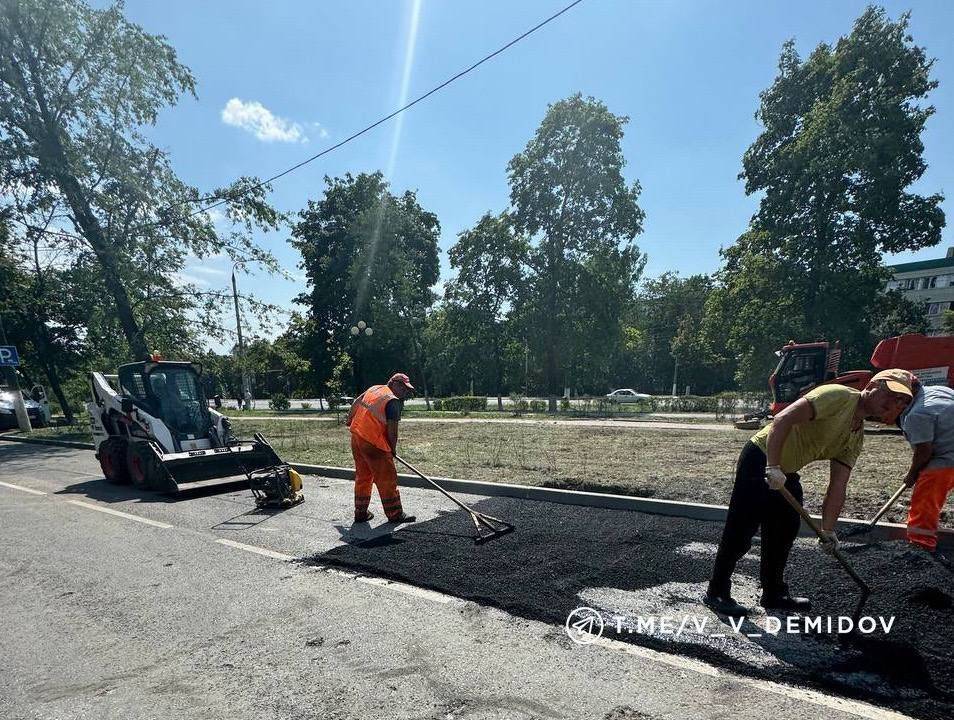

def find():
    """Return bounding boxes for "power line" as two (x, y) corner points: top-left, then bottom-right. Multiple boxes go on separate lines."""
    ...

(135, 0), (588, 230)
(4, 1), (587, 244)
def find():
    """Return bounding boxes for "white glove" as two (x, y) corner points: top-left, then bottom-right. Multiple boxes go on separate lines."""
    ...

(818, 530), (839, 555)
(765, 465), (787, 490)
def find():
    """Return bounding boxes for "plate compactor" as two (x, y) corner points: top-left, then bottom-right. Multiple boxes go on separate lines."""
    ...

(86, 358), (303, 507)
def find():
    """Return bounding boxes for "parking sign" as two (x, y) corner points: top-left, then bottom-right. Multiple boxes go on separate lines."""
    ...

(0, 346), (20, 366)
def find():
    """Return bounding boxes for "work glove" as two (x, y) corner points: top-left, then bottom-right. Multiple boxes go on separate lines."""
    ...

(765, 465), (787, 491)
(818, 530), (839, 556)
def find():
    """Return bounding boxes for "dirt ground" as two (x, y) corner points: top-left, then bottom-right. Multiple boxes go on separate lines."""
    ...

(228, 418), (948, 523)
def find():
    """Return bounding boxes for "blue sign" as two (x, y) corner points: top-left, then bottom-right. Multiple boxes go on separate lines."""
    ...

(0, 346), (20, 366)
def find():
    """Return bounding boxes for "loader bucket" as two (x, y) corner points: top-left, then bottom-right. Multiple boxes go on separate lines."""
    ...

(158, 440), (282, 493)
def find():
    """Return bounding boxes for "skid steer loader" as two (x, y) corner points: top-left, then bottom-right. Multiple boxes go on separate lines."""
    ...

(86, 357), (303, 504)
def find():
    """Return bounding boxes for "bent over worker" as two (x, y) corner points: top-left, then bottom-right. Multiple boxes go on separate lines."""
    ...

(705, 370), (914, 616)
(900, 382), (954, 553)
(347, 373), (416, 524)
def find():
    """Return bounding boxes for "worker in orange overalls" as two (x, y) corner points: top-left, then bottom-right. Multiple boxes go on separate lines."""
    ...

(346, 372), (416, 524)
(900, 381), (954, 553)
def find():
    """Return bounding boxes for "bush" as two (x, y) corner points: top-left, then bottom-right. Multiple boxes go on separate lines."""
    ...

(529, 399), (547, 413)
(559, 397), (571, 412)
(432, 396), (487, 412)
(268, 392), (291, 411)
(301, 402), (312, 410)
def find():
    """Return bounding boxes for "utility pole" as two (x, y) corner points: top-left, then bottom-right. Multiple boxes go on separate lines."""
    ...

(0, 313), (32, 433)
(232, 269), (251, 410)
(671, 356), (679, 398)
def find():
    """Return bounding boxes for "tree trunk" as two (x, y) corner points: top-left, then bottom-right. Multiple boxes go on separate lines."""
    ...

(25, 68), (150, 360)
(42, 359), (72, 424)
(30, 324), (74, 423)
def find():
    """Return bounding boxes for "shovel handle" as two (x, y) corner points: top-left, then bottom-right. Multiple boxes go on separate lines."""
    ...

(867, 482), (908, 528)
(776, 485), (870, 593)
(394, 454), (473, 514)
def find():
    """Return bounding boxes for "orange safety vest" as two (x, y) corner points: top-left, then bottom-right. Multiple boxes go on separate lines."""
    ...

(350, 385), (398, 452)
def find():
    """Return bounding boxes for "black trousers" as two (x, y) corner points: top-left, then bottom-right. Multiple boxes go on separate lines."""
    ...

(709, 441), (803, 598)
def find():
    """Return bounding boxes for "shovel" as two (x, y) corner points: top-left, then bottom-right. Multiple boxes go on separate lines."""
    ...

(776, 485), (871, 621)
(843, 482), (908, 538)
(394, 454), (515, 544)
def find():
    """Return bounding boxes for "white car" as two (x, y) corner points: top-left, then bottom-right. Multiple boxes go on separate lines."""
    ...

(605, 388), (653, 403)
(0, 385), (51, 429)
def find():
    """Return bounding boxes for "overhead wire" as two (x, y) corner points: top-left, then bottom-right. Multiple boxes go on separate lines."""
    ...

(130, 0), (588, 230)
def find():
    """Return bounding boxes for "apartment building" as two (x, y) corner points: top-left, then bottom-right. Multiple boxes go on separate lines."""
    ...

(886, 247), (954, 335)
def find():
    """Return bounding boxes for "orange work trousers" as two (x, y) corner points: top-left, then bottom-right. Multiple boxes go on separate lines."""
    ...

(907, 466), (954, 551)
(351, 434), (404, 520)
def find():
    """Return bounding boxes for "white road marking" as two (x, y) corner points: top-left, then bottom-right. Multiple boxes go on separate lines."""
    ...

(356, 574), (455, 604)
(0, 480), (47, 496)
(67, 500), (173, 529)
(316, 565), (455, 604)
(215, 538), (295, 561)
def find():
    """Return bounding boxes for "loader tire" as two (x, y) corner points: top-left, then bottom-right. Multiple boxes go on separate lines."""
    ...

(99, 438), (130, 484)
(127, 442), (163, 491)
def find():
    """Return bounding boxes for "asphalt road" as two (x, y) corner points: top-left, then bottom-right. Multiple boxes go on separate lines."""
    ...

(0, 442), (923, 720)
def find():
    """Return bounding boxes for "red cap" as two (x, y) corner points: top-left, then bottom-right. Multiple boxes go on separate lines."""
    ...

(388, 372), (415, 390)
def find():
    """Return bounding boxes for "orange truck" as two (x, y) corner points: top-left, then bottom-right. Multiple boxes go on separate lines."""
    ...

(734, 334), (954, 428)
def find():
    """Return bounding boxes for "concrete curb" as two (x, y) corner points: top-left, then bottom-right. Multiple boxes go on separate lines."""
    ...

(290, 461), (954, 548)
(0, 434), (95, 450)
(3, 435), (949, 548)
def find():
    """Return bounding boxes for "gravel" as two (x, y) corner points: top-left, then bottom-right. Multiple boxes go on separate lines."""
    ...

(312, 497), (954, 720)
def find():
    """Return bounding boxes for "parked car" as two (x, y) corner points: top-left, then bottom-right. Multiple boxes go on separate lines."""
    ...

(0, 387), (49, 429)
(605, 388), (653, 403)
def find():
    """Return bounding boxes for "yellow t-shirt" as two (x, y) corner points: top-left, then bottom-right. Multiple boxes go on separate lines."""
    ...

(751, 384), (864, 473)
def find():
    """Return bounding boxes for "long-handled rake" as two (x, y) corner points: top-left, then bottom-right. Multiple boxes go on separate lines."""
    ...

(395, 454), (515, 545)
(776, 486), (871, 621)
(844, 482), (908, 538)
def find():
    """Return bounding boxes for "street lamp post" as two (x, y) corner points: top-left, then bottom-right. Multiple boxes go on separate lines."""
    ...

(232, 266), (252, 410)
(350, 320), (373, 392)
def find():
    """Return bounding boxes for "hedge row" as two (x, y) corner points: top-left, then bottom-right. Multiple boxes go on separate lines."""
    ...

(431, 396), (488, 412)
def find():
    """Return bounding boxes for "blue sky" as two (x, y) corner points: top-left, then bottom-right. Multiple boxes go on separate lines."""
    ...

(111, 1), (954, 336)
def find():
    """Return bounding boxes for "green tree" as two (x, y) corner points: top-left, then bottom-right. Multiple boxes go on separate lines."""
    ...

(0, 221), (91, 420)
(291, 172), (440, 394)
(445, 212), (527, 408)
(630, 273), (716, 393)
(508, 94), (645, 403)
(711, 7), (944, 386)
(0, 0), (282, 361)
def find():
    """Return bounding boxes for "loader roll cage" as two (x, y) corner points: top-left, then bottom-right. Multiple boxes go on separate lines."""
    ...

(118, 361), (212, 443)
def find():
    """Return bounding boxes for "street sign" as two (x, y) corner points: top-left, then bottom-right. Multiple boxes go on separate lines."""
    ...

(0, 346), (20, 367)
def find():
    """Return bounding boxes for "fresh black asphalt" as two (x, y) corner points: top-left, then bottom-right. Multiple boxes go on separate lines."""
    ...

(314, 497), (954, 720)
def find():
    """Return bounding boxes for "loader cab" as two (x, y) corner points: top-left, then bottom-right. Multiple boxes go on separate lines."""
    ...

(118, 361), (213, 445)
(769, 342), (831, 412)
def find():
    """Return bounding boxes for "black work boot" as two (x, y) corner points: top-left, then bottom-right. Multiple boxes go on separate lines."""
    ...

(388, 512), (416, 524)
(703, 588), (749, 617)
(354, 511), (374, 523)
(760, 592), (811, 611)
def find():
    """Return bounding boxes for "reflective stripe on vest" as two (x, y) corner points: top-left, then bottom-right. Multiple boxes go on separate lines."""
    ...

(350, 385), (397, 452)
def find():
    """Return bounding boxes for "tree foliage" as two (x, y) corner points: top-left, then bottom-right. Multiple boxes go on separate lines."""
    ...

(0, 0), (283, 366)
(442, 212), (526, 405)
(291, 172), (440, 394)
(508, 94), (645, 397)
(707, 7), (944, 387)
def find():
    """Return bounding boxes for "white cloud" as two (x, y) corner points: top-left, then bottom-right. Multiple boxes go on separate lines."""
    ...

(312, 122), (329, 139)
(221, 98), (307, 143)
(173, 271), (210, 287)
(187, 266), (227, 277)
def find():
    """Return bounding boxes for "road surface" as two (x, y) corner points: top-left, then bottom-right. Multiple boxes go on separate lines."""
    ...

(0, 441), (917, 720)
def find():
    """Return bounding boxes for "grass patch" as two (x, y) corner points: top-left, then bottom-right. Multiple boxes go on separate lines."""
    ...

(17, 418), (944, 525)
(3, 425), (93, 444)
(230, 418), (941, 523)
